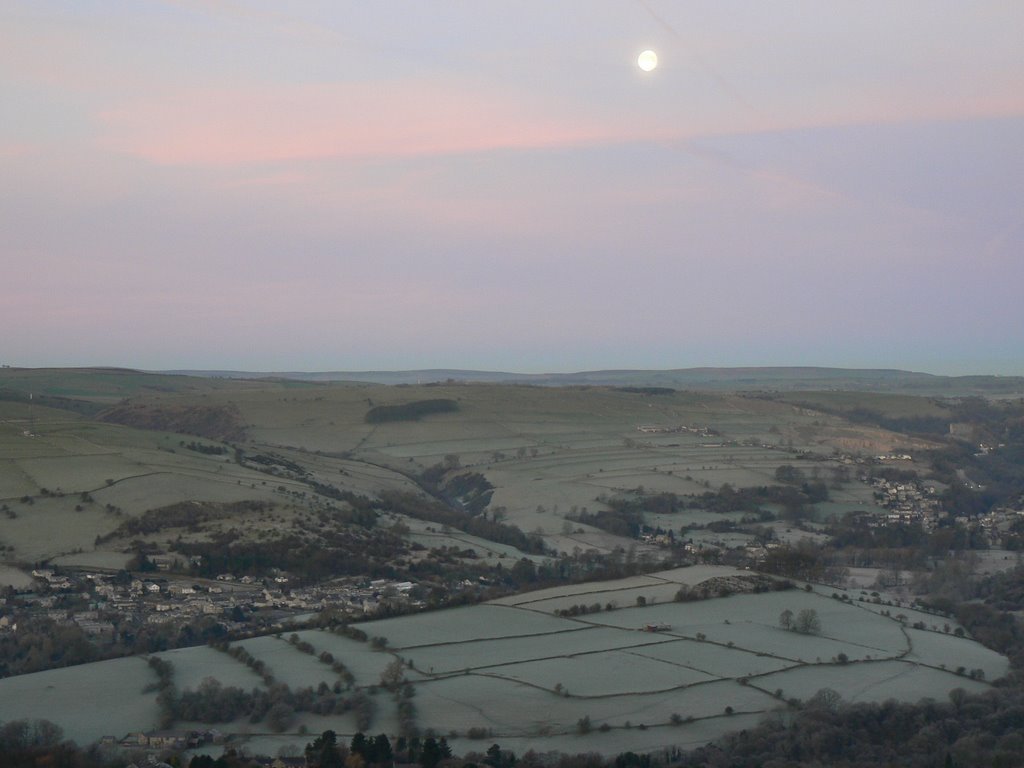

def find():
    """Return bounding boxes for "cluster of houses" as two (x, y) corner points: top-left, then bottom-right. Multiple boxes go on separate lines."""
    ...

(868, 476), (1024, 545)
(110, 731), (300, 768)
(121, 749), (304, 768)
(636, 424), (718, 437)
(976, 506), (1024, 546)
(0, 566), (423, 639)
(106, 729), (224, 752)
(871, 477), (944, 530)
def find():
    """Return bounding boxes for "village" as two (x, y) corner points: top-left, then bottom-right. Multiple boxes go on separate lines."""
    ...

(869, 474), (1024, 546)
(0, 565), (429, 643)
(871, 475), (944, 530)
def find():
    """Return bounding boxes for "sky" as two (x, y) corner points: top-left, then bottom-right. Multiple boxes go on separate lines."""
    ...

(2, 1), (1023, 375)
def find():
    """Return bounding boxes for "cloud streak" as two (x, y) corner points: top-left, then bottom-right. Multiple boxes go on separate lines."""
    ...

(97, 79), (653, 166)
(94, 66), (1024, 169)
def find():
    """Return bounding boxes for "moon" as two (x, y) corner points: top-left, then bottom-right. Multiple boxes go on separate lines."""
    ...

(637, 50), (658, 72)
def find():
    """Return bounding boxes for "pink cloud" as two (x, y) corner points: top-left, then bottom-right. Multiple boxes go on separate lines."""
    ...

(98, 79), (663, 166)
(0, 142), (37, 160)
(803, 75), (1024, 132)
(106, 69), (1024, 169)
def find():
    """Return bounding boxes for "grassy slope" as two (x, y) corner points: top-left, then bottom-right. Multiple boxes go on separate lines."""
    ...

(0, 401), (291, 561)
(168, 367), (1024, 395)
(1, 372), (941, 563)
(767, 391), (954, 419)
(0, 367), (262, 402)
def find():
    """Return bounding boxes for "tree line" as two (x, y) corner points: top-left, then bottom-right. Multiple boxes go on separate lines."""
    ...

(365, 399), (459, 423)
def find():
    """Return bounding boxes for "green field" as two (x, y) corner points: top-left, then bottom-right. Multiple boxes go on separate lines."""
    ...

(768, 391), (954, 420)
(0, 370), (934, 567)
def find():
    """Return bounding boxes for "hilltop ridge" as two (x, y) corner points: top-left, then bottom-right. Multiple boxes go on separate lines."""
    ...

(162, 366), (1024, 395)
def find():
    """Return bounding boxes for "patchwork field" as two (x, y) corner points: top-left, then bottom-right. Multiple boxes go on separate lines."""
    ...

(158, 645), (266, 691)
(178, 381), (909, 548)
(629, 639), (796, 678)
(491, 566), (747, 608)
(0, 568), (1006, 755)
(482, 650), (720, 695)
(0, 371), (1001, 759)
(290, 631), (406, 686)
(357, 603), (576, 647)
(0, 402), (297, 562)
(1, 372), (923, 574)
(754, 659), (992, 704)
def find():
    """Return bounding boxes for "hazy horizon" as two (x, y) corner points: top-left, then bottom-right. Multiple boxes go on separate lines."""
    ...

(3, 362), (1022, 381)
(4, 2), (1023, 375)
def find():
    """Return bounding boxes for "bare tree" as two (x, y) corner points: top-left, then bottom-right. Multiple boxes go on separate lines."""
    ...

(794, 608), (822, 635)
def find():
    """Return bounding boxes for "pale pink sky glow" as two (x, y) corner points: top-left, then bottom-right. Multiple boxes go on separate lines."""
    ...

(2, 1), (1023, 374)
(98, 80), (643, 166)
(92, 67), (1024, 169)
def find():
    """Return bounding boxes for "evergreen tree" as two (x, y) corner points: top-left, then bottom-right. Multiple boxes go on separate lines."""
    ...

(351, 732), (368, 759)
(420, 736), (442, 768)
(375, 733), (394, 766)
(306, 730), (343, 768)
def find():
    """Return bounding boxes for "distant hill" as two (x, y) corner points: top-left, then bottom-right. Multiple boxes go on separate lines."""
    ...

(0, 367), (288, 402)
(164, 366), (1024, 395)
(4, 365), (1021, 397)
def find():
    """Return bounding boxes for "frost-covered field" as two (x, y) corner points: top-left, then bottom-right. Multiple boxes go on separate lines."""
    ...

(491, 566), (745, 607)
(0, 657), (159, 745)
(629, 638), (796, 678)
(291, 631), (406, 686)
(581, 590), (905, 650)
(50, 550), (132, 569)
(0, 412), (284, 561)
(683, 622), (892, 664)
(397, 626), (654, 675)
(0, 567), (1009, 756)
(15, 453), (158, 494)
(225, 636), (338, 689)
(401, 518), (542, 562)
(904, 627), (1009, 680)
(0, 499), (118, 561)
(357, 603), (575, 647)
(509, 583), (688, 613)
(754, 659), (991, 704)
(0, 563), (33, 588)
(483, 650), (719, 695)
(157, 645), (266, 691)
(93, 470), (279, 512)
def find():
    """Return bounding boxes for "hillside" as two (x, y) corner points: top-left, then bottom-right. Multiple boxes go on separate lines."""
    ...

(164, 367), (1024, 395)
(1, 367), (1021, 761)
(0, 370), (941, 568)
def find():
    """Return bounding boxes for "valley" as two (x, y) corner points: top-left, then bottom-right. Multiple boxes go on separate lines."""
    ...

(0, 367), (1022, 762)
